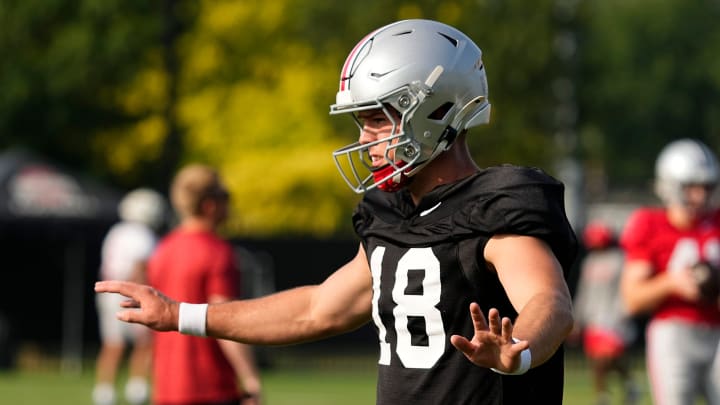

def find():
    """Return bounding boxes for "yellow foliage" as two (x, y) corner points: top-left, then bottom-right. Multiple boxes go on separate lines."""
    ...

(116, 63), (167, 115)
(183, 41), (223, 80)
(178, 53), (350, 235)
(91, 51), (168, 177)
(437, 2), (462, 24)
(218, 146), (349, 236)
(396, 4), (424, 20)
(200, 0), (286, 34)
(175, 2), (354, 235)
(96, 0), (361, 236)
(93, 115), (167, 174)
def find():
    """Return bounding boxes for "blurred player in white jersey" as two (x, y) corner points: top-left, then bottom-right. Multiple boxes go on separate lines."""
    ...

(93, 188), (166, 405)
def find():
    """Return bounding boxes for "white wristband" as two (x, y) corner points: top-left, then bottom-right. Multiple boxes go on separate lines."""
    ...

(178, 303), (208, 336)
(491, 338), (532, 375)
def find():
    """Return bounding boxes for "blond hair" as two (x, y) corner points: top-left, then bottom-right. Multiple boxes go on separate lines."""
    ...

(170, 164), (228, 218)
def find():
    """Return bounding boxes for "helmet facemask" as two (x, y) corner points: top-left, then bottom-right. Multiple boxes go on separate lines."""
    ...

(332, 106), (410, 193)
(332, 81), (456, 193)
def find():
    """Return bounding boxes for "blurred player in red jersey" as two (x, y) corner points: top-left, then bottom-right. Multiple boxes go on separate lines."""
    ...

(573, 221), (640, 405)
(620, 138), (720, 405)
(147, 164), (262, 405)
(96, 19), (577, 404)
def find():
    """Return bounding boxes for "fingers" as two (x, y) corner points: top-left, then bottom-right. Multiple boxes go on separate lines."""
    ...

(501, 316), (514, 340)
(116, 309), (144, 324)
(469, 302), (489, 332)
(449, 334), (474, 355)
(512, 338), (530, 352)
(470, 304), (503, 337)
(668, 270), (701, 301)
(120, 299), (141, 309)
(96, 281), (147, 323)
(470, 304), (518, 344)
(487, 308), (502, 335)
(96, 280), (155, 305)
(95, 280), (139, 296)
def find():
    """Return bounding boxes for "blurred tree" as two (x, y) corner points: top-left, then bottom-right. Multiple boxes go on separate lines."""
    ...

(578, 0), (720, 195)
(170, 0), (359, 236)
(166, 0), (565, 236)
(5, 0), (719, 236)
(0, 0), (579, 236)
(0, 0), (166, 188)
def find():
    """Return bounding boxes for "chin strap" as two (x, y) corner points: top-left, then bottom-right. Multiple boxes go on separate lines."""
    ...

(374, 126), (458, 192)
(374, 162), (408, 192)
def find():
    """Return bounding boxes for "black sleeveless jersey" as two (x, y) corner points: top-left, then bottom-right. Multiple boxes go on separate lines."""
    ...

(352, 165), (578, 405)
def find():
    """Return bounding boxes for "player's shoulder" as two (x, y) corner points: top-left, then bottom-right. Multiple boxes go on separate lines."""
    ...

(355, 164), (568, 229)
(110, 221), (155, 241)
(465, 164), (567, 212)
(625, 206), (665, 228)
(357, 164), (566, 219)
(477, 164), (563, 188)
(451, 165), (566, 210)
(164, 228), (230, 247)
(620, 206), (666, 246)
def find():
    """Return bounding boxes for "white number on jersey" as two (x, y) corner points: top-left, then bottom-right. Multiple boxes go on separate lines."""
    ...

(370, 247), (445, 369)
(666, 237), (720, 272)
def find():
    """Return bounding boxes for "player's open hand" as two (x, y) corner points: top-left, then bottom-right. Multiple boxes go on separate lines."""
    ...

(668, 267), (703, 302)
(95, 280), (179, 332)
(450, 303), (530, 373)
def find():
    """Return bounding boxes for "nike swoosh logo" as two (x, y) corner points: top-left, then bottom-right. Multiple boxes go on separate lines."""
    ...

(370, 68), (399, 78)
(419, 202), (442, 217)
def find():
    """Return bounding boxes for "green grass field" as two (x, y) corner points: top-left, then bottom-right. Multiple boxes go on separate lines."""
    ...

(0, 347), (652, 405)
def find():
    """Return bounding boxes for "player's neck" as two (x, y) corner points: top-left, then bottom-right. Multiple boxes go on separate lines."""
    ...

(666, 205), (703, 230)
(407, 141), (479, 204)
(178, 216), (217, 233)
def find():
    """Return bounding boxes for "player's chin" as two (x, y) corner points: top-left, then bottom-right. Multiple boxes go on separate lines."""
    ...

(685, 203), (710, 217)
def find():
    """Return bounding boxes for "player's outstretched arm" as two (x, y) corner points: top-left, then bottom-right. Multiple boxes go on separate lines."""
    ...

(95, 244), (374, 346)
(207, 244), (373, 345)
(480, 234), (574, 368)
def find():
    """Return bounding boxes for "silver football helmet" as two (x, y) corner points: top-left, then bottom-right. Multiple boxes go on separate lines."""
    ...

(330, 19), (491, 193)
(654, 138), (719, 205)
(119, 188), (167, 230)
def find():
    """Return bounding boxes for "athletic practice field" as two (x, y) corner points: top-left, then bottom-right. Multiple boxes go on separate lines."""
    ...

(0, 346), (652, 405)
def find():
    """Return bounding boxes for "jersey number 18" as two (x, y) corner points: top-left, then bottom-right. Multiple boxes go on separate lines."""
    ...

(370, 246), (446, 369)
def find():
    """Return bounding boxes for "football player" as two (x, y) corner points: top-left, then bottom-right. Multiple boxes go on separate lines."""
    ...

(96, 19), (577, 404)
(93, 188), (166, 405)
(573, 221), (640, 405)
(620, 138), (720, 405)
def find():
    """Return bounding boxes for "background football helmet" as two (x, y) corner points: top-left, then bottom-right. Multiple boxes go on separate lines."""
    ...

(582, 220), (615, 250)
(330, 19), (491, 193)
(118, 188), (167, 230)
(654, 138), (719, 206)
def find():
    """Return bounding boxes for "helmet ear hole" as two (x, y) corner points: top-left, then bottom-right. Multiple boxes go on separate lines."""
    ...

(427, 102), (455, 121)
